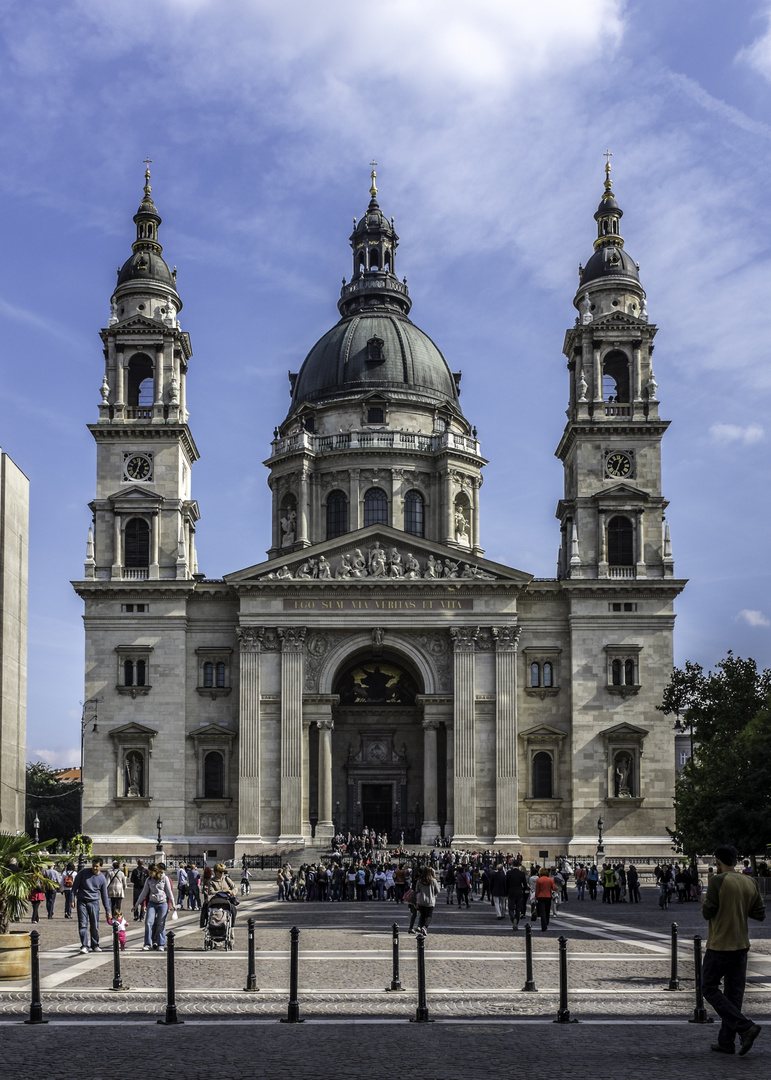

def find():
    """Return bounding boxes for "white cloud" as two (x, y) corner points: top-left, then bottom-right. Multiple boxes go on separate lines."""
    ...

(709, 423), (765, 445)
(29, 747), (81, 768)
(736, 609), (771, 629)
(736, 7), (771, 81)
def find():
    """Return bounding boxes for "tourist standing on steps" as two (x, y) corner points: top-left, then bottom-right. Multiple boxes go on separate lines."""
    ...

(534, 868), (555, 932)
(701, 844), (765, 1057)
(72, 858), (110, 954)
(130, 859), (148, 921)
(490, 863), (508, 919)
(137, 863), (176, 951)
(505, 862), (528, 930)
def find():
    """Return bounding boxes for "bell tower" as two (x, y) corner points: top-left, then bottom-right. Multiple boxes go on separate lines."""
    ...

(84, 165), (200, 582)
(556, 157), (674, 581)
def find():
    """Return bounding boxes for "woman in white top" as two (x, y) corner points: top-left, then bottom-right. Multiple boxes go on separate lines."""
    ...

(137, 864), (176, 951)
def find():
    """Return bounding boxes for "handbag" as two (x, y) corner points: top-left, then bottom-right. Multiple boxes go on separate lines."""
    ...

(403, 887), (414, 904)
(171, 909), (179, 920)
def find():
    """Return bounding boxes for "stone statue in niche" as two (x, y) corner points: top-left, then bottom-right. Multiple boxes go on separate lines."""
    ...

(280, 507), (297, 547)
(124, 751), (143, 797)
(455, 504), (470, 545)
(615, 753), (632, 797)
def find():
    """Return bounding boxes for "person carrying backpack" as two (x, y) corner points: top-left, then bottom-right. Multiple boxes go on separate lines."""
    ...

(130, 859), (149, 921)
(61, 863), (76, 919)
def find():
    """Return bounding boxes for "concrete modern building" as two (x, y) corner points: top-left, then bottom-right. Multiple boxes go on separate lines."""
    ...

(0, 448), (29, 835)
(74, 163), (686, 861)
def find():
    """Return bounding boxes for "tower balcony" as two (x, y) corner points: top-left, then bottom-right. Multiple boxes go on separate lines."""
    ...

(269, 428), (481, 460)
(607, 566), (636, 579)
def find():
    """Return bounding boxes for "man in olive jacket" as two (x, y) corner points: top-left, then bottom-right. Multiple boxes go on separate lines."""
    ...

(701, 844), (766, 1056)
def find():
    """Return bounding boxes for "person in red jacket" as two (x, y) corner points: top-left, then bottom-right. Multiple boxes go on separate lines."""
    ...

(534, 868), (555, 932)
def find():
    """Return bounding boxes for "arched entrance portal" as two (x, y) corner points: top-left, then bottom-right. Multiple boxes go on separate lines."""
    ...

(307, 653), (449, 844)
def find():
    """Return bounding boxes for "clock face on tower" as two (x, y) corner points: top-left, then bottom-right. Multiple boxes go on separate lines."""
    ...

(605, 451), (632, 479)
(125, 454), (152, 481)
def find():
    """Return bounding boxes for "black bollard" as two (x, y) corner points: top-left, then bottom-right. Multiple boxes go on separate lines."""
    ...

(157, 930), (183, 1025)
(410, 930), (433, 1022)
(110, 919), (127, 991)
(280, 926), (304, 1023)
(386, 922), (405, 992)
(522, 922), (537, 992)
(24, 931), (48, 1025)
(666, 922), (679, 991)
(688, 935), (713, 1025)
(244, 917), (259, 992)
(553, 935), (578, 1023)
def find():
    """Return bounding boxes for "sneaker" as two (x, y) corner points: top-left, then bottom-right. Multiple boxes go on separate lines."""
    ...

(710, 1044), (734, 1055)
(158, 946), (166, 952)
(142, 945), (151, 951)
(739, 1024), (761, 1057)
(91, 946), (102, 952)
(79, 946), (89, 955)
(408, 928), (415, 934)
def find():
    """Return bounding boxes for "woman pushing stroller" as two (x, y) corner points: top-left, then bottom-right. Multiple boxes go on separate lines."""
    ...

(199, 863), (238, 928)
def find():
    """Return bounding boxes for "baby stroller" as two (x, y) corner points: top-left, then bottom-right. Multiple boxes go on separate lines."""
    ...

(203, 892), (235, 951)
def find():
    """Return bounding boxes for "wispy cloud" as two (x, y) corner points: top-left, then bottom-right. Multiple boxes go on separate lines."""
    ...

(736, 6), (771, 82)
(0, 297), (84, 347)
(736, 609), (771, 629)
(29, 747), (81, 768)
(709, 423), (765, 445)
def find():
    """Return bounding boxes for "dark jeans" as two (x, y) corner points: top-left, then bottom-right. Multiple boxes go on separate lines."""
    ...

(417, 905), (434, 930)
(508, 895), (524, 924)
(457, 887), (471, 908)
(536, 897), (551, 931)
(77, 899), (101, 948)
(702, 947), (753, 1048)
(45, 891), (56, 918)
(63, 890), (73, 918)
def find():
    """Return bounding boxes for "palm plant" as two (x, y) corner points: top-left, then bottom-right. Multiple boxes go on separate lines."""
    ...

(0, 832), (56, 934)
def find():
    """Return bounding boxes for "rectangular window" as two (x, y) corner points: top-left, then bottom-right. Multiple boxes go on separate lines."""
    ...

(121, 603), (148, 613)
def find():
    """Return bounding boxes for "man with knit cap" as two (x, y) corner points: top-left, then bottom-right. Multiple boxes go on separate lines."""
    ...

(701, 844), (765, 1056)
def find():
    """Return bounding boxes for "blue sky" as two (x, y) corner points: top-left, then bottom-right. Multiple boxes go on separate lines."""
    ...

(0, 0), (769, 767)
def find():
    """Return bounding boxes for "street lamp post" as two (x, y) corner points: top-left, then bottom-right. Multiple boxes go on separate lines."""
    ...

(156, 815), (163, 847)
(33, 814), (40, 843)
(597, 816), (605, 857)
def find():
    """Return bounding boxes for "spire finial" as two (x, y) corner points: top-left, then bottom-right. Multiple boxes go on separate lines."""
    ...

(369, 159), (378, 199)
(143, 157), (152, 198)
(603, 149), (613, 193)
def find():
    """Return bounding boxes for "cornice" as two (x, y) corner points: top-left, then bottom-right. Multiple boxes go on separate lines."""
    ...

(88, 423), (200, 461)
(556, 419), (670, 460)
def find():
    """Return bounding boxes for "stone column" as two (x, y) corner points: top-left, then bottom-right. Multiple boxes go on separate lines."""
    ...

(316, 719), (334, 841)
(445, 723), (454, 840)
(493, 626), (521, 845)
(111, 514), (122, 580)
(350, 468), (361, 531)
(632, 341), (642, 417)
(113, 345), (125, 419)
(598, 509), (608, 578)
(471, 477), (482, 555)
(297, 467), (310, 547)
(443, 471), (454, 544)
(149, 511), (160, 580)
(152, 343), (165, 423)
(593, 342), (602, 410)
(302, 720), (311, 839)
(636, 508), (646, 577)
(420, 719), (440, 844)
(235, 628), (262, 846)
(450, 627), (478, 844)
(278, 627), (306, 845)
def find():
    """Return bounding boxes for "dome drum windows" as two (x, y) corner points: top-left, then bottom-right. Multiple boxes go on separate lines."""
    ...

(524, 648), (561, 698)
(604, 644), (642, 696)
(196, 648), (232, 698)
(326, 489), (349, 540)
(404, 489), (425, 538)
(363, 486), (389, 528)
(362, 396), (388, 426)
(115, 645), (153, 697)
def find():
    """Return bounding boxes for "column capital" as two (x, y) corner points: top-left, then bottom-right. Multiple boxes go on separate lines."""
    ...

(317, 718), (334, 732)
(450, 626), (479, 652)
(422, 718), (440, 731)
(236, 627), (263, 652)
(278, 626), (307, 652)
(492, 626), (522, 652)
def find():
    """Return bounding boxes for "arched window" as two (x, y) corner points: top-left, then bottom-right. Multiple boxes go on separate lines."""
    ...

(135, 659), (146, 687)
(404, 490), (424, 537)
(216, 662), (226, 688)
(530, 662), (540, 687)
(363, 487), (388, 527)
(608, 516), (634, 566)
(203, 752), (225, 799)
(543, 662), (553, 688)
(203, 662), (214, 688)
(602, 350), (630, 402)
(624, 658), (636, 685)
(124, 518), (150, 567)
(124, 659), (134, 686)
(532, 752), (553, 799)
(612, 658), (623, 686)
(126, 353), (154, 407)
(326, 490), (349, 540)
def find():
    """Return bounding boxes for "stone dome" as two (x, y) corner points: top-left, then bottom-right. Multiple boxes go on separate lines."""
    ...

(581, 245), (640, 286)
(116, 250), (176, 289)
(290, 311), (459, 409)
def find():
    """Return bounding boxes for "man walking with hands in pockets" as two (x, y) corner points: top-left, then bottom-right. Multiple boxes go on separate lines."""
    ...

(701, 844), (765, 1056)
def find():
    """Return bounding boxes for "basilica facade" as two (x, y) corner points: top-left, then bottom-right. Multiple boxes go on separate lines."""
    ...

(74, 163), (686, 860)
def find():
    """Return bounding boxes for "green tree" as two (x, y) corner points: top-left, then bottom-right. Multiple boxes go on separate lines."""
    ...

(25, 762), (81, 846)
(659, 653), (771, 863)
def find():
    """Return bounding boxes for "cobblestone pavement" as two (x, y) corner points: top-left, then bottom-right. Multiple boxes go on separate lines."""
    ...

(2, 883), (767, 1030)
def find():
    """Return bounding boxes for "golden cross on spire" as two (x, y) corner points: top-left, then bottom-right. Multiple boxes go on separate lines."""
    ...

(603, 148), (613, 192)
(143, 157), (152, 197)
(369, 159), (378, 199)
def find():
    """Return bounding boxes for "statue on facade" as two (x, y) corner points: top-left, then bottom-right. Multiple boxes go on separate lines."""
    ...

(368, 543), (386, 577)
(404, 552), (421, 579)
(424, 555), (438, 579)
(336, 553), (353, 579)
(125, 753), (143, 797)
(317, 555), (331, 579)
(351, 549), (367, 577)
(280, 507), (296, 547)
(388, 548), (404, 577)
(615, 754), (632, 797)
(455, 504), (470, 545)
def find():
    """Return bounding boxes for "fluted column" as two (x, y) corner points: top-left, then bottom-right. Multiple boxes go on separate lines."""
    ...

(420, 719), (440, 844)
(493, 626), (521, 845)
(450, 627), (478, 844)
(317, 719), (334, 840)
(297, 467), (310, 548)
(278, 627), (306, 844)
(235, 628), (262, 844)
(443, 471), (454, 544)
(445, 723), (454, 840)
(302, 720), (311, 839)
(111, 515), (122, 579)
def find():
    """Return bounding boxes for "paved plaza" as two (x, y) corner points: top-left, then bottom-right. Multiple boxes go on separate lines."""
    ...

(1, 883), (768, 1076)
